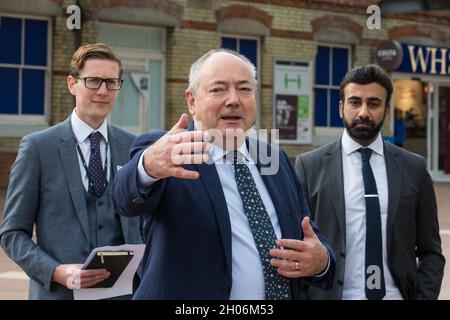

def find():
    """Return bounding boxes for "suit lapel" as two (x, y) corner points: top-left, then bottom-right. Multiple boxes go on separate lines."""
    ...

(107, 125), (128, 180)
(324, 141), (346, 239)
(384, 142), (401, 251)
(195, 163), (233, 276)
(107, 125), (131, 231)
(185, 123), (232, 274)
(57, 117), (90, 241)
(260, 171), (293, 238)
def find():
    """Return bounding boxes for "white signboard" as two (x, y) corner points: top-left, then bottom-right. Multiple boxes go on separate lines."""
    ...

(273, 60), (313, 144)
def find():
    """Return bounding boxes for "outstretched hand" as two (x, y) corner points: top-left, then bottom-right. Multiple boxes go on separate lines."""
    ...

(269, 217), (329, 278)
(142, 114), (210, 180)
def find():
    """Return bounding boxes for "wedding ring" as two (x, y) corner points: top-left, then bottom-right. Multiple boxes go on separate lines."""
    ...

(295, 261), (299, 271)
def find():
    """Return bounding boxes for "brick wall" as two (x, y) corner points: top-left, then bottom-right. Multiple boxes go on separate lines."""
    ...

(52, 15), (76, 124)
(0, 138), (21, 154)
(0, 154), (16, 190)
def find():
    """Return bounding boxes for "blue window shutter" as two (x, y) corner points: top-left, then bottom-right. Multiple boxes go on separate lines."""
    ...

(315, 46), (330, 85)
(221, 37), (237, 51)
(330, 89), (343, 127)
(332, 47), (348, 86)
(0, 17), (21, 64)
(22, 69), (45, 115)
(25, 19), (48, 66)
(0, 67), (19, 114)
(239, 39), (257, 70)
(315, 88), (327, 126)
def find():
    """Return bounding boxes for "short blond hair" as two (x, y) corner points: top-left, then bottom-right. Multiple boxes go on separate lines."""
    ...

(70, 43), (123, 77)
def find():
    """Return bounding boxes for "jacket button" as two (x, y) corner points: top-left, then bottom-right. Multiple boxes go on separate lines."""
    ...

(337, 280), (343, 286)
(132, 197), (141, 204)
(82, 250), (89, 256)
(98, 225), (104, 230)
(98, 201), (104, 206)
(340, 252), (346, 258)
(223, 285), (230, 294)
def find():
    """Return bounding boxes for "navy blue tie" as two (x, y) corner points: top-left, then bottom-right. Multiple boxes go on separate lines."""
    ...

(231, 151), (290, 300)
(88, 132), (107, 198)
(358, 148), (386, 300)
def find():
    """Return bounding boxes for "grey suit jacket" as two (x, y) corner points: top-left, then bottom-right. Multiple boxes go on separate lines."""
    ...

(0, 116), (142, 299)
(295, 139), (445, 299)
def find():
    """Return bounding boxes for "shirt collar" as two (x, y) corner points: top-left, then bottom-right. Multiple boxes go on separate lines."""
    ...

(71, 109), (108, 144)
(341, 129), (384, 157)
(210, 142), (254, 164)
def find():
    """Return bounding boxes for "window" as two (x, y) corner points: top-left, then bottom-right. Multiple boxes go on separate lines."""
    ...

(221, 36), (258, 72)
(0, 15), (50, 120)
(314, 45), (350, 127)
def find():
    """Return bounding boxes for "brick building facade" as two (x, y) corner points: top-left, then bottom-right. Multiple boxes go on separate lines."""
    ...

(1, 0), (450, 188)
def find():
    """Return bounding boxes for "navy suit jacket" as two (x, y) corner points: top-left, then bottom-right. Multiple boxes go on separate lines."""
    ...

(112, 126), (335, 299)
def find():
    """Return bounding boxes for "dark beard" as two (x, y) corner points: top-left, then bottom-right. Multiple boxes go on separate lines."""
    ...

(343, 112), (385, 142)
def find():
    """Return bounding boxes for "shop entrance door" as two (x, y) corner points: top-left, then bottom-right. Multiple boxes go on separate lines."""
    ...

(428, 83), (450, 179)
(392, 79), (427, 157)
(393, 74), (450, 180)
(437, 85), (450, 174)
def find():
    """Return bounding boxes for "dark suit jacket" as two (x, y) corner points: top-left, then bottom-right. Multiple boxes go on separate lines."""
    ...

(111, 127), (336, 299)
(295, 139), (445, 299)
(0, 116), (143, 299)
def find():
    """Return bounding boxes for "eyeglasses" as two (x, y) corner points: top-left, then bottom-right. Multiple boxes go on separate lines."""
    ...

(76, 77), (123, 90)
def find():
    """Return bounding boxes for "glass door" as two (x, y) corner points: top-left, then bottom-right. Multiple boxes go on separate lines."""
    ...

(109, 56), (149, 135)
(427, 83), (450, 179)
(438, 85), (450, 174)
(427, 82), (436, 173)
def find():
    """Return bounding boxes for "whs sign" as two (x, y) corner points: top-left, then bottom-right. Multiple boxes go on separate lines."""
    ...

(376, 40), (450, 76)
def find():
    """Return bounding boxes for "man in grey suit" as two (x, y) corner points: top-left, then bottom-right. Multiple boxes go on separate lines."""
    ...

(296, 65), (445, 300)
(0, 43), (142, 299)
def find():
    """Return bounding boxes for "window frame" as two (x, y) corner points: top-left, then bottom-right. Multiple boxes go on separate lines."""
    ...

(0, 13), (52, 130)
(313, 43), (351, 141)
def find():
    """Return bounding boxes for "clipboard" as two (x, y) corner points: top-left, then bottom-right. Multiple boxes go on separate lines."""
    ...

(83, 250), (134, 288)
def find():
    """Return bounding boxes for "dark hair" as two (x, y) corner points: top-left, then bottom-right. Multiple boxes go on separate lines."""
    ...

(339, 64), (393, 107)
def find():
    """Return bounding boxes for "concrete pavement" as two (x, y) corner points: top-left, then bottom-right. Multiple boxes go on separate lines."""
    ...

(0, 184), (449, 300)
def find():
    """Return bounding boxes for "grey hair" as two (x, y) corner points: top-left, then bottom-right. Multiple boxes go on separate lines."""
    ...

(187, 48), (257, 93)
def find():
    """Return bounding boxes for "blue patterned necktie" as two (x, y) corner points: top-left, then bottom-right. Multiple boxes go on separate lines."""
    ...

(88, 131), (107, 198)
(358, 148), (386, 300)
(231, 151), (290, 300)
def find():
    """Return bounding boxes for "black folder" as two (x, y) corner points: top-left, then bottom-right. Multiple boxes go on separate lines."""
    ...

(83, 250), (134, 288)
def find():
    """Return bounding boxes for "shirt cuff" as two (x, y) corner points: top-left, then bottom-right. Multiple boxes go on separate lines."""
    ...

(137, 148), (159, 187)
(313, 250), (330, 278)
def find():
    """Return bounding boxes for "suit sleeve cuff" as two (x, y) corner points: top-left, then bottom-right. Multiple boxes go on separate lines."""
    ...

(313, 250), (330, 278)
(137, 148), (159, 187)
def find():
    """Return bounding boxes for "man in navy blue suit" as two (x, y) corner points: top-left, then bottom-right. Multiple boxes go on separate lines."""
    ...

(111, 49), (335, 299)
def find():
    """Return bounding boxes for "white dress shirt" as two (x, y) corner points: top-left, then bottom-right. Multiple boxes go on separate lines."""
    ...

(341, 129), (403, 300)
(71, 110), (110, 192)
(212, 143), (283, 299)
